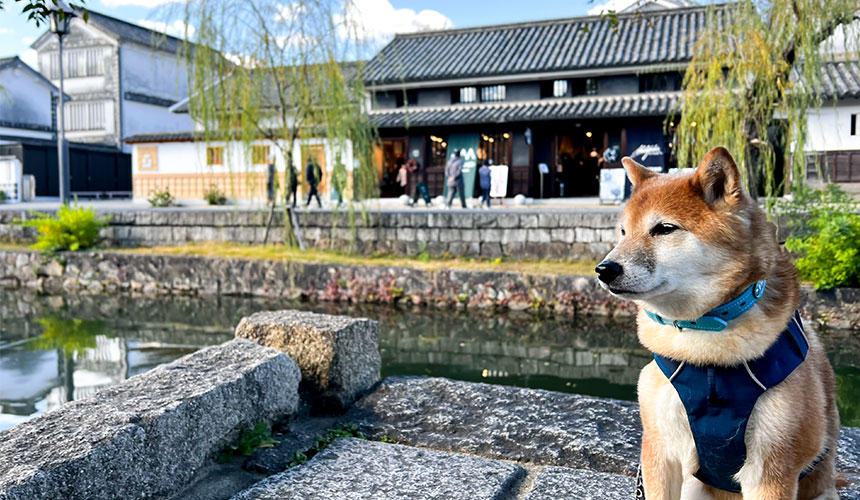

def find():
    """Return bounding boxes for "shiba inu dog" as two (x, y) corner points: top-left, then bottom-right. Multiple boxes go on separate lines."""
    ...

(596, 147), (840, 499)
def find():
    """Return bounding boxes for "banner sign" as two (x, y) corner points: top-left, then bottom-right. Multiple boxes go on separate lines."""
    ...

(443, 133), (480, 199)
(489, 165), (509, 198)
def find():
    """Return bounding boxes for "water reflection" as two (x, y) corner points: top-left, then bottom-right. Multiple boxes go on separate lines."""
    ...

(1, 292), (858, 431)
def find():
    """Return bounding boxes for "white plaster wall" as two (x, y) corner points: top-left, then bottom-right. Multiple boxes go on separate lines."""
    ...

(132, 138), (354, 201)
(61, 76), (108, 94)
(121, 44), (189, 101)
(0, 67), (54, 128)
(122, 100), (194, 146)
(805, 102), (860, 152)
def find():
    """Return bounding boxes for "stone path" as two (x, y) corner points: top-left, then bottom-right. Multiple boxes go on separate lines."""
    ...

(224, 376), (859, 500)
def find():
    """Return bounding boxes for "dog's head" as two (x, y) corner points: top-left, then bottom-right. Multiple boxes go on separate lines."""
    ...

(596, 147), (776, 320)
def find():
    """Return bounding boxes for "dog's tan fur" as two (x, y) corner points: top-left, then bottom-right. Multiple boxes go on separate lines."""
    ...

(599, 147), (840, 499)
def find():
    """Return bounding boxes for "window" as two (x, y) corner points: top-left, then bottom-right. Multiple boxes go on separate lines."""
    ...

(552, 80), (569, 97)
(478, 132), (512, 165)
(41, 47), (106, 79)
(585, 78), (598, 95)
(459, 87), (477, 103)
(64, 101), (106, 131)
(252, 145), (270, 164)
(481, 85), (506, 102)
(429, 134), (448, 165)
(207, 147), (224, 166)
(639, 72), (682, 93)
(852, 114), (857, 136)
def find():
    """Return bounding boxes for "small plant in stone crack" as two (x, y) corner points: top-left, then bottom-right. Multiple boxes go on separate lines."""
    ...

(217, 422), (279, 464)
(285, 424), (402, 469)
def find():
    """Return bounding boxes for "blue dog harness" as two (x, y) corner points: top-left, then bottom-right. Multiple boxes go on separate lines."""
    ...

(646, 284), (814, 493)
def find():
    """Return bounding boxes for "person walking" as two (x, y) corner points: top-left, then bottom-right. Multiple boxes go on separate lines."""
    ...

(478, 159), (492, 209)
(408, 158), (431, 206)
(331, 156), (347, 207)
(396, 161), (409, 196)
(445, 150), (466, 209)
(305, 157), (322, 208)
(288, 164), (298, 207)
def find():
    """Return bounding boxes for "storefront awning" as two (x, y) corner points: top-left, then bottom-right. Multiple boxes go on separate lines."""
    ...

(369, 91), (681, 129)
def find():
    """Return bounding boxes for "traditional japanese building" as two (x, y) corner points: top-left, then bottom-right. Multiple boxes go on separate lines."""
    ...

(363, 2), (725, 199)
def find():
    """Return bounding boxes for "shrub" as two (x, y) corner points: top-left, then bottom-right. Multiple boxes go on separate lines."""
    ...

(148, 188), (175, 207)
(0, 190), (7, 202)
(778, 184), (860, 289)
(16, 204), (110, 253)
(203, 184), (227, 205)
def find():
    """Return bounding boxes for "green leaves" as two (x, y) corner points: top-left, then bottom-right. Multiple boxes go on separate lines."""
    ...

(4, 0), (88, 28)
(15, 203), (110, 254)
(217, 422), (280, 464)
(780, 184), (860, 289)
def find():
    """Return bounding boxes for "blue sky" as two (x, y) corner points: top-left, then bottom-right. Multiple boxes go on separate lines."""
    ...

(0, 0), (613, 66)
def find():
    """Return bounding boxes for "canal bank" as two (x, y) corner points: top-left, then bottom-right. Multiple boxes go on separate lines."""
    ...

(0, 248), (858, 330)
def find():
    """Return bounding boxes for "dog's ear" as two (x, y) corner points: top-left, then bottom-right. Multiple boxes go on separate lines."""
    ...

(621, 157), (657, 187)
(693, 147), (745, 206)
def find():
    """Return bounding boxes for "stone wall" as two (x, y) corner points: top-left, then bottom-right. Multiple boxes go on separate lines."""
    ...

(0, 207), (620, 260)
(0, 249), (857, 329)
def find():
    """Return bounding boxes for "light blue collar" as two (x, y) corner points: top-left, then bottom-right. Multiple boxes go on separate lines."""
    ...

(645, 280), (766, 332)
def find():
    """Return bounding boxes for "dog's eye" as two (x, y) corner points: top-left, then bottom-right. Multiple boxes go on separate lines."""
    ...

(650, 223), (679, 236)
(620, 228), (625, 236)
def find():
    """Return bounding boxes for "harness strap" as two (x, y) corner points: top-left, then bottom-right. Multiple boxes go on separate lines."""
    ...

(652, 311), (810, 494)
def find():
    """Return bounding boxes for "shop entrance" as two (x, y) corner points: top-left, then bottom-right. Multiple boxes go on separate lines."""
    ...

(555, 130), (602, 197)
(378, 138), (407, 198)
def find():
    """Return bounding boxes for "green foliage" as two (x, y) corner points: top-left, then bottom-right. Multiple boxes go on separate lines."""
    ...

(30, 316), (103, 357)
(779, 184), (860, 289)
(287, 424), (367, 468)
(673, 1), (859, 200)
(147, 188), (175, 207)
(203, 185), (228, 206)
(3, 0), (88, 27)
(16, 204), (109, 253)
(0, 190), (7, 202)
(217, 422), (279, 464)
(835, 367), (860, 427)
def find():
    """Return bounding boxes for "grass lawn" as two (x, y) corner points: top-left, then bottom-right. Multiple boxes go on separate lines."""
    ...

(113, 242), (599, 276)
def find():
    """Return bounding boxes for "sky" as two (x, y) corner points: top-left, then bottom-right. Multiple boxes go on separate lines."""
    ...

(0, 0), (627, 68)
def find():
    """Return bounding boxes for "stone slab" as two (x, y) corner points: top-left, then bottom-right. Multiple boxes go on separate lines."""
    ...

(235, 309), (381, 411)
(523, 466), (635, 500)
(346, 376), (641, 476)
(0, 339), (301, 500)
(230, 438), (525, 500)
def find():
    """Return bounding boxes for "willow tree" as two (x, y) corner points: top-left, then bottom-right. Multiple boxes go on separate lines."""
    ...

(177, 0), (378, 246)
(673, 0), (859, 201)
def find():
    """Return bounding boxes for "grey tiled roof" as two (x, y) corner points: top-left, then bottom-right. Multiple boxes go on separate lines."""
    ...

(85, 11), (186, 53)
(364, 4), (730, 85)
(819, 60), (860, 99)
(369, 92), (680, 129)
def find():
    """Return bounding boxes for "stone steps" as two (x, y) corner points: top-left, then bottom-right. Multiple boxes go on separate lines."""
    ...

(230, 438), (636, 500)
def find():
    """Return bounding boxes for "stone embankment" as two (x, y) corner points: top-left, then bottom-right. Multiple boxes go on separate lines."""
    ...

(0, 207), (620, 260)
(1, 309), (858, 500)
(1, 248), (858, 329)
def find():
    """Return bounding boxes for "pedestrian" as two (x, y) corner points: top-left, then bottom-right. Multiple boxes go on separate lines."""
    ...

(478, 159), (491, 209)
(305, 157), (322, 208)
(396, 161), (409, 196)
(408, 158), (431, 206)
(288, 164), (298, 207)
(445, 150), (466, 209)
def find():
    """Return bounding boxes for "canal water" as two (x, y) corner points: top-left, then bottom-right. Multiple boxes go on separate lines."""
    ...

(1, 291), (857, 431)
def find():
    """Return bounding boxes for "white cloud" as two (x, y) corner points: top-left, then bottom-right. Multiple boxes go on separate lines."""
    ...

(100, 0), (178, 7)
(340, 0), (453, 44)
(138, 19), (195, 38)
(0, 28), (11, 35)
(21, 49), (38, 69)
(587, 0), (639, 15)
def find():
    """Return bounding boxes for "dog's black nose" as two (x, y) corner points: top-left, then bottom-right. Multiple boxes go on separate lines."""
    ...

(595, 261), (623, 284)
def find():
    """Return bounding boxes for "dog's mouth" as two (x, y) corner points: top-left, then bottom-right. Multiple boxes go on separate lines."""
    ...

(602, 280), (669, 298)
(608, 287), (639, 295)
